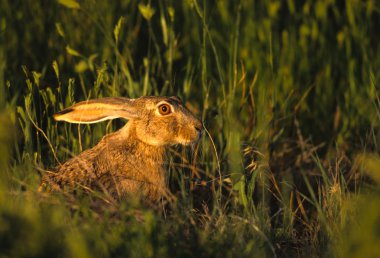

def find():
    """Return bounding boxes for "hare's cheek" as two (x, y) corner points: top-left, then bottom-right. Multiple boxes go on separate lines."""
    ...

(167, 119), (179, 133)
(152, 122), (175, 144)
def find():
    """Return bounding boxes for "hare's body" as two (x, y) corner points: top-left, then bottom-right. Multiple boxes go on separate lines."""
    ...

(40, 96), (202, 203)
(46, 124), (166, 201)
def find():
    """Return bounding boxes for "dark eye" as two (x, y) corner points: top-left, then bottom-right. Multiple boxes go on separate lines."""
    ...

(158, 104), (171, 115)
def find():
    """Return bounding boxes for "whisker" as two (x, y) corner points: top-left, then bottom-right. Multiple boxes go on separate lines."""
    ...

(203, 125), (222, 203)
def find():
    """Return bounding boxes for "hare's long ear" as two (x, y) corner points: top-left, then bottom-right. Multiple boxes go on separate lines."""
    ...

(54, 97), (139, 124)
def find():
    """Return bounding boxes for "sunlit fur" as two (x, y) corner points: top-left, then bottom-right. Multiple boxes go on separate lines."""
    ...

(40, 96), (203, 204)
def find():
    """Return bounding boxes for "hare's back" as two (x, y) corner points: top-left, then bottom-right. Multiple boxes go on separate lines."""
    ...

(42, 147), (101, 191)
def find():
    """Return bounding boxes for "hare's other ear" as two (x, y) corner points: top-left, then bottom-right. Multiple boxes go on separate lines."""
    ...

(169, 96), (182, 104)
(54, 97), (139, 124)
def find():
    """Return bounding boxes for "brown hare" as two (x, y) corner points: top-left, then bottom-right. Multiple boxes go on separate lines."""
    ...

(39, 96), (203, 204)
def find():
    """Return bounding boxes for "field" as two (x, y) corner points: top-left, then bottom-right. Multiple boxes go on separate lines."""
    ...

(1, 0), (380, 257)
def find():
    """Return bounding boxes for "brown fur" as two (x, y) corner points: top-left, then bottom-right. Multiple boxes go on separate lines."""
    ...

(40, 96), (202, 204)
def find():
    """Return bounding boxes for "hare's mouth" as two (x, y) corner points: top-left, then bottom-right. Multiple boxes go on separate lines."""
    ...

(175, 138), (195, 146)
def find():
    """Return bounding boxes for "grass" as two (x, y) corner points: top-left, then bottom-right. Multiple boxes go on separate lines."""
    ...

(1, 0), (380, 257)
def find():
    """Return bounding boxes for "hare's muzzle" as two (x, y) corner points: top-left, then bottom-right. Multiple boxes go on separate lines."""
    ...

(194, 123), (203, 133)
(194, 120), (204, 138)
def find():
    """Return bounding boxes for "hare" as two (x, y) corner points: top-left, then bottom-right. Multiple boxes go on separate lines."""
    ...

(39, 96), (203, 204)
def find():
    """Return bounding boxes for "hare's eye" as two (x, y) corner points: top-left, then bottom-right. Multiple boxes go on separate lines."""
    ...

(158, 104), (171, 115)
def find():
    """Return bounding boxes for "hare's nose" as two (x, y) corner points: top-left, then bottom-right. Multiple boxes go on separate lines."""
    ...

(194, 121), (203, 133)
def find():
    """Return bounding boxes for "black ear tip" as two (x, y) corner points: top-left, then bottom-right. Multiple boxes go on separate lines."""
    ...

(54, 108), (73, 116)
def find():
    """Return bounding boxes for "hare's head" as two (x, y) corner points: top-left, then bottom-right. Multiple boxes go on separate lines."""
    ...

(54, 96), (203, 146)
